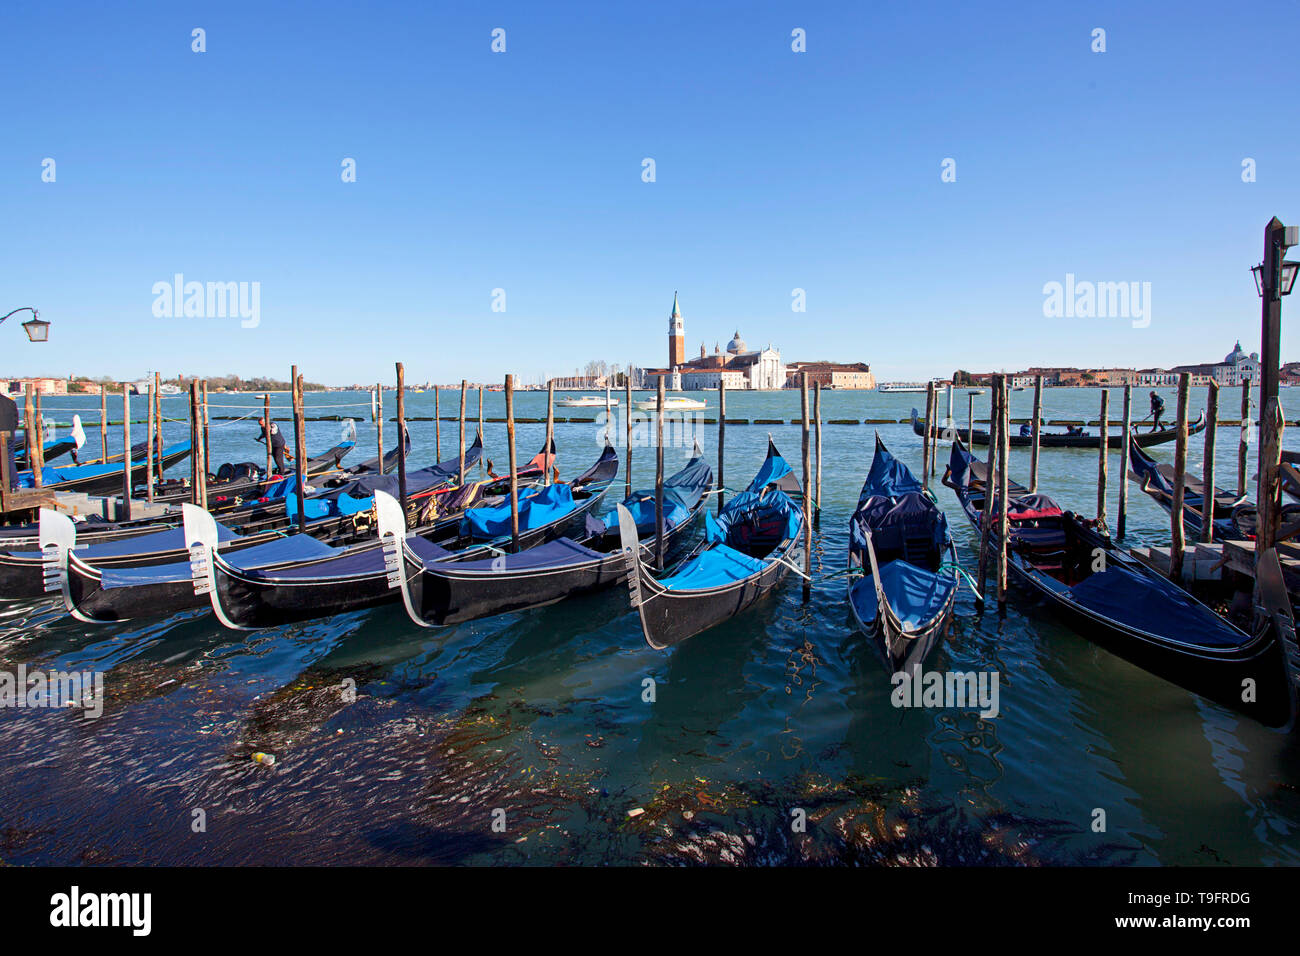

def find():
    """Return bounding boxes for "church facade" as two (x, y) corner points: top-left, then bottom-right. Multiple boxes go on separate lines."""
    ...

(660, 294), (786, 390)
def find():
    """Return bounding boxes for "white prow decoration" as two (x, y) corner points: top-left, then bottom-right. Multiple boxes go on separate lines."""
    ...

(182, 503), (244, 629)
(38, 508), (78, 608)
(375, 490), (431, 627)
(70, 414), (86, 449)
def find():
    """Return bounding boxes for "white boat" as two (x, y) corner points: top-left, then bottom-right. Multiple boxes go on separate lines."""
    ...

(556, 395), (620, 408)
(633, 395), (707, 411)
(878, 383), (928, 393)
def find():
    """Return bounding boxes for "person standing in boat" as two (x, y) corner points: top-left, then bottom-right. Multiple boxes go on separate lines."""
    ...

(256, 417), (293, 474)
(1148, 391), (1166, 432)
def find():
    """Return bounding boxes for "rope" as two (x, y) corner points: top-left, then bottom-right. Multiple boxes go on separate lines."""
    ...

(938, 562), (983, 600)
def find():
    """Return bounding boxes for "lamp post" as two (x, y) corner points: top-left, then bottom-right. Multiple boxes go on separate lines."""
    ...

(1252, 217), (1299, 569)
(1, 307), (50, 342)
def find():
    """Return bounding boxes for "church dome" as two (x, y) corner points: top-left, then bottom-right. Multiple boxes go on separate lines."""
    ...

(1225, 341), (1246, 365)
(726, 331), (747, 354)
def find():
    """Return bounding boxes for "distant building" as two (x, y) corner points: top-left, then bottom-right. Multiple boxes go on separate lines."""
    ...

(784, 361), (877, 389)
(659, 295), (787, 389)
(1168, 341), (1259, 387)
(3, 377), (68, 397)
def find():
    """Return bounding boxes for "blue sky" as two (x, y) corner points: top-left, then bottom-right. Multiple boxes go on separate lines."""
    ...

(3, 0), (1297, 385)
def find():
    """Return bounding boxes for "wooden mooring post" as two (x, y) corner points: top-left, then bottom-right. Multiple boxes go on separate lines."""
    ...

(202, 379), (210, 471)
(374, 384), (384, 475)
(264, 392), (274, 477)
(99, 384), (108, 462)
(717, 379), (726, 515)
(23, 386), (40, 489)
(921, 381), (934, 482)
(458, 380), (467, 485)
(1201, 382), (1219, 544)
(189, 381), (208, 509)
(1238, 380), (1250, 498)
(655, 377), (666, 570)
(504, 374), (519, 553)
(814, 380), (823, 525)
(154, 372), (162, 477)
(1169, 373), (1190, 580)
(292, 369), (307, 532)
(1029, 375), (1043, 493)
(967, 391), (975, 449)
(975, 376), (1000, 611)
(395, 364), (409, 517)
(545, 381), (555, 485)
(997, 375), (1010, 612)
(801, 371), (812, 602)
(1096, 389), (1109, 531)
(120, 385), (132, 519)
(625, 375), (633, 500)
(1118, 385), (1132, 537)
(435, 386), (441, 461)
(145, 383), (155, 503)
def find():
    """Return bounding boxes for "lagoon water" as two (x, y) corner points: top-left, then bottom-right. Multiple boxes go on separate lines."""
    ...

(3, 385), (1300, 865)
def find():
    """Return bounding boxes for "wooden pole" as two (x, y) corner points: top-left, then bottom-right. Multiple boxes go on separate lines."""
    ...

(545, 381), (555, 485)
(814, 380), (823, 524)
(145, 383), (155, 502)
(478, 385), (485, 476)
(264, 392), (274, 477)
(967, 391), (975, 448)
(99, 384), (108, 463)
(801, 371), (812, 601)
(23, 386), (40, 488)
(395, 364), (408, 516)
(154, 372), (162, 477)
(505, 374), (519, 552)
(1029, 375), (1043, 493)
(930, 382), (939, 476)
(0, 431), (10, 508)
(655, 377), (666, 570)
(997, 376), (1010, 611)
(120, 385), (132, 519)
(1200, 381), (1218, 544)
(458, 379), (467, 485)
(1256, 398), (1285, 602)
(435, 386), (441, 461)
(625, 375), (633, 500)
(921, 381), (933, 482)
(292, 367), (307, 532)
(975, 378), (1000, 611)
(1118, 385), (1132, 537)
(1169, 373), (1190, 581)
(202, 379), (210, 473)
(1096, 389), (1109, 531)
(717, 379), (726, 515)
(1238, 379), (1250, 498)
(189, 382), (207, 510)
(375, 385), (384, 475)
(605, 382), (612, 445)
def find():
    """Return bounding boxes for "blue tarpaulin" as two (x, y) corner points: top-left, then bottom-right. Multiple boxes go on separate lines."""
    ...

(850, 559), (956, 629)
(602, 454), (712, 534)
(462, 482), (576, 540)
(101, 533), (339, 589)
(663, 544), (768, 590)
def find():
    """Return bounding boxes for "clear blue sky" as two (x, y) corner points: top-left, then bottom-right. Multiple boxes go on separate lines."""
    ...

(3, 0), (1297, 385)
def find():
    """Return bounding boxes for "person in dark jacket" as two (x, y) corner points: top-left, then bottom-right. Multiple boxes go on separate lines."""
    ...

(256, 418), (293, 474)
(1149, 391), (1166, 431)
(0, 393), (17, 489)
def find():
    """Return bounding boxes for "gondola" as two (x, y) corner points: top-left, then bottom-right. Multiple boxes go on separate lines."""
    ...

(944, 441), (1298, 728)
(189, 441), (617, 630)
(383, 443), (712, 627)
(617, 438), (804, 649)
(912, 407), (1206, 449)
(13, 417), (84, 469)
(152, 420), (366, 510)
(42, 435), (487, 619)
(847, 435), (958, 672)
(1126, 442), (1259, 540)
(0, 434), (485, 601)
(15, 440), (193, 496)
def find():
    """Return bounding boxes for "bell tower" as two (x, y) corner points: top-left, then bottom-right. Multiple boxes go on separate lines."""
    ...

(668, 291), (685, 368)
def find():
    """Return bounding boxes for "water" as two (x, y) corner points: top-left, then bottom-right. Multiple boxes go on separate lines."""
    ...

(3, 385), (1300, 865)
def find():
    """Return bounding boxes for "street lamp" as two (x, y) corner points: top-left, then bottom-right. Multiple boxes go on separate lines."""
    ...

(1, 307), (50, 342)
(1252, 260), (1299, 298)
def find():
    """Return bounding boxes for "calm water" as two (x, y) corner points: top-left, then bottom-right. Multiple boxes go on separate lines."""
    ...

(4, 385), (1300, 866)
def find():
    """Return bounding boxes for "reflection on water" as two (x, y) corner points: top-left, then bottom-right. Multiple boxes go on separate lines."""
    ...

(4, 388), (1300, 865)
